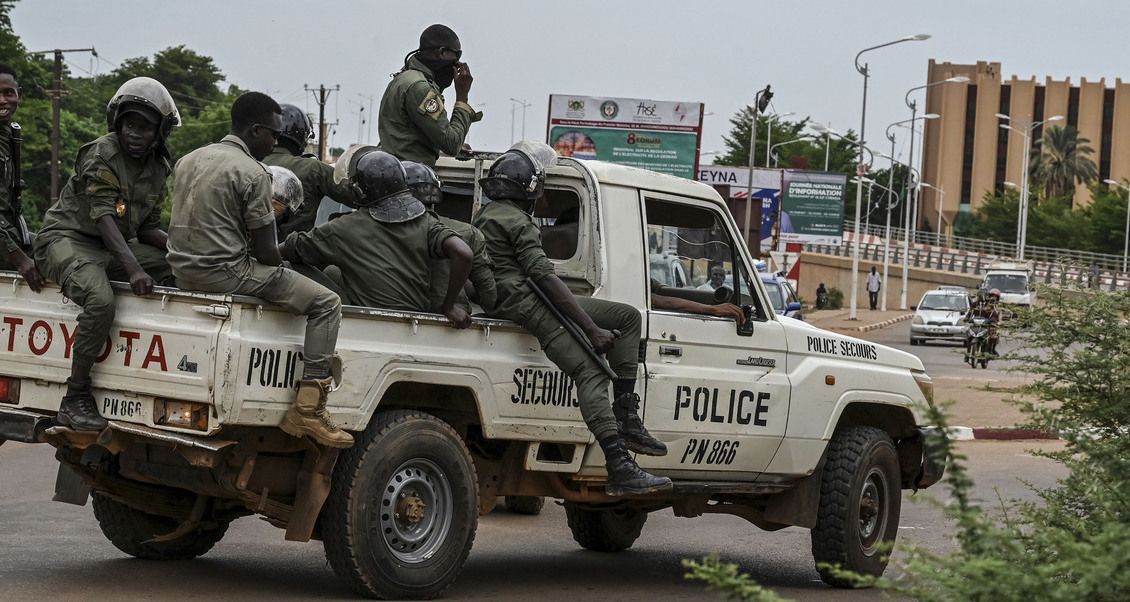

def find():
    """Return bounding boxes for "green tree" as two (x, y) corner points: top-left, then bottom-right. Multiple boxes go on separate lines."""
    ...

(1080, 182), (1129, 254)
(713, 107), (857, 175)
(1030, 125), (1098, 203)
(968, 188), (1020, 242)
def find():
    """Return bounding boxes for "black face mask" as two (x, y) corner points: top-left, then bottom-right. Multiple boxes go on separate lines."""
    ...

(417, 54), (456, 90)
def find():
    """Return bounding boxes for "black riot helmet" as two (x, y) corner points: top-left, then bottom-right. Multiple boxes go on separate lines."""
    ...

(353, 150), (427, 223)
(479, 141), (558, 206)
(278, 103), (314, 153)
(402, 161), (443, 206)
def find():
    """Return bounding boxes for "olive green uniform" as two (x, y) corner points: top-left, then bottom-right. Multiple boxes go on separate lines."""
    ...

(33, 133), (173, 363)
(377, 56), (481, 168)
(428, 215), (496, 314)
(0, 124), (29, 268)
(168, 135), (340, 376)
(262, 146), (360, 237)
(474, 199), (641, 439)
(283, 209), (458, 311)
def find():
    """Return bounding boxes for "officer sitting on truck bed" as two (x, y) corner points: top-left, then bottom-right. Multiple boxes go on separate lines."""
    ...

(280, 147), (473, 328)
(473, 141), (672, 497)
(33, 77), (179, 432)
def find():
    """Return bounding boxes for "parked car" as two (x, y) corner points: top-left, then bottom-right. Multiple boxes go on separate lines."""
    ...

(910, 287), (971, 346)
(761, 273), (803, 320)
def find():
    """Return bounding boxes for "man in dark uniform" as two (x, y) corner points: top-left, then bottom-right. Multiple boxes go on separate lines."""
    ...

(0, 63), (44, 290)
(281, 149), (473, 328)
(402, 160), (496, 314)
(378, 24), (481, 168)
(473, 142), (672, 497)
(263, 103), (360, 238)
(168, 92), (350, 448)
(33, 77), (179, 431)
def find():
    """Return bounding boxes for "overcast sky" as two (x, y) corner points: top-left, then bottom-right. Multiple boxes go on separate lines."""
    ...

(12, 0), (1130, 165)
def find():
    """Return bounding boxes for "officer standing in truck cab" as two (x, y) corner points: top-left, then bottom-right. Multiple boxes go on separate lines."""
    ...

(473, 142), (672, 497)
(378, 24), (481, 168)
(281, 148), (473, 327)
(168, 92), (351, 449)
(402, 160), (496, 314)
(0, 64), (44, 291)
(263, 103), (359, 238)
(33, 77), (179, 432)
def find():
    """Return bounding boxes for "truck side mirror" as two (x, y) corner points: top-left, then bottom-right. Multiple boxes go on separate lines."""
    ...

(786, 301), (802, 313)
(737, 306), (754, 337)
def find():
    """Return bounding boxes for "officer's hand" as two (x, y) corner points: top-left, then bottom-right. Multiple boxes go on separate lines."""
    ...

(587, 327), (615, 354)
(454, 62), (473, 100)
(711, 303), (746, 326)
(445, 306), (472, 329)
(15, 255), (45, 293)
(129, 270), (155, 296)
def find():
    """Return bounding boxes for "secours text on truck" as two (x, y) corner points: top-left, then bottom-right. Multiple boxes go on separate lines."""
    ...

(0, 152), (944, 600)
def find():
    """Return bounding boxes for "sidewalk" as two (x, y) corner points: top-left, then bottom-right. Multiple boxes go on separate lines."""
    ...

(802, 306), (1054, 441)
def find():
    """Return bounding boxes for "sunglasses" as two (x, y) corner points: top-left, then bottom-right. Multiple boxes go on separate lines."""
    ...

(437, 46), (463, 60)
(254, 123), (283, 140)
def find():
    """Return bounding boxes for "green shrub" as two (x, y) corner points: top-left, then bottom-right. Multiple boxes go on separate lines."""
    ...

(827, 287), (844, 310)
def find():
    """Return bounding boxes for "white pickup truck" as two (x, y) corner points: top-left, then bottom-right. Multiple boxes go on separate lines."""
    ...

(0, 155), (942, 599)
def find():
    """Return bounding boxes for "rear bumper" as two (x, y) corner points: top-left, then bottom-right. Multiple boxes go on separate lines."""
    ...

(0, 406), (54, 443)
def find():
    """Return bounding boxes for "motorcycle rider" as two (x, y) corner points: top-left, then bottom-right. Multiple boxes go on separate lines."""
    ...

(815, 282), (828, 310)
(964, 288), (1002, 357)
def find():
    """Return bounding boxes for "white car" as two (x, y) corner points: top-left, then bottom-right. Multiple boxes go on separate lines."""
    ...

(910, 288), (971, 346)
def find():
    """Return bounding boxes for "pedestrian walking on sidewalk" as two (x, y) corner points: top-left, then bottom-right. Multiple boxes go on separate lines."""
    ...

(866, 266), (880, 310)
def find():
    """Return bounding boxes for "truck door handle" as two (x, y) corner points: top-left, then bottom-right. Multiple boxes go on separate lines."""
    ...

(659, 345), (682, 357)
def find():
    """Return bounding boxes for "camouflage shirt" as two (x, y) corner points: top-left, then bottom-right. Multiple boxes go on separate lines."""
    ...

(377, 55), (481, 168)
(473, 199), (556, 321)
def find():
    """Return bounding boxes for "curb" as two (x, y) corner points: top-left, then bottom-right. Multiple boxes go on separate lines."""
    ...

(813, 313), (914, 333)
(949, 426), (1059, 441)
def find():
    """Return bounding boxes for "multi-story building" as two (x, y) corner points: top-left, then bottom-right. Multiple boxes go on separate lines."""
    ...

(920, 59), (1130, 235)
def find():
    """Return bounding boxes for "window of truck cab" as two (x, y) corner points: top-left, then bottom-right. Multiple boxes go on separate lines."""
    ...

(642, 195), (770, 321)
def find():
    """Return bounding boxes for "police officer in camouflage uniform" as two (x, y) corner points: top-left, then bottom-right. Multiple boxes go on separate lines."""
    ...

(281, 149), (473, 328)
(378, 24), (481, 168)
(168, 92), (351, 448)
(33, 77), (179, 431)
(263, 104), (360, 238)
(402, 160), (496, 314)
(473, 142), (672, 497)
(0, 63), (45, 291)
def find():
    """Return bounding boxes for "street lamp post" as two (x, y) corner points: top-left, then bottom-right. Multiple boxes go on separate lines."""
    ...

(848, 34), (930, 320)
(1103, 179), (1130, 273)
(902, 76), (969, 246)
(769, 136), (816, 167)
(997, 113), (1063, 260)
(919, 182), (945, 243)
(764, 112), (795, 167)
(744, 86), (773, 250)
(509, 97), (531, 142)
(886, 114), (939, 309)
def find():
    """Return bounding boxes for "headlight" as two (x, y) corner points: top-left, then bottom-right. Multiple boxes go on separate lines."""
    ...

(913, 372), (934, 407)
(913, 315), (925, 325)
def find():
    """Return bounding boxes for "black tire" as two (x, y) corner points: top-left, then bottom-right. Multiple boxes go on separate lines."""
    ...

(811, 426), (901, 588)
(967, 341), (981, 368)
(979, 358), (989, 369)
(90, 493), (229, 560)
(565, 504), (648, 552)
(322, 410), (478, 600)
(908, 338), (918, 346)
(504, 495), (545, 516)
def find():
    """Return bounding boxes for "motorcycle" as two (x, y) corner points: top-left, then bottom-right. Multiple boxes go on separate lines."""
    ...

(965, 316), (991, 369)
(815, 290), (828, 310)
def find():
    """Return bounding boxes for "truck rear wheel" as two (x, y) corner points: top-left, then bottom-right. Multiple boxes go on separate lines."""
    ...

(322, 410), (478, 600)
(565, 504), (647, 552)
(504, 495), (545, 515)
(811, 426), (901, 587)
(90, 493), (229, 560)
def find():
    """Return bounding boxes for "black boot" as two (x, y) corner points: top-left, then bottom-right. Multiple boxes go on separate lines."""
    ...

(599, 435), (673, 496)
(612, 392), (667, 456)
(56, 379), (107, 432)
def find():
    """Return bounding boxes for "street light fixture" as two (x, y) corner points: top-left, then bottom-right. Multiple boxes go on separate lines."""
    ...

(509, 97), (531, 143)
(744, 86), (773, 249)
(848, 33), (930, 320)
(764, 112), (796, 167)
(1103, 179), (1130, 273)
(919, 182), (945, 243)
(997, 113), (1064, 260)
(886, 113), (939, 309)
(769, 136), (816, 167)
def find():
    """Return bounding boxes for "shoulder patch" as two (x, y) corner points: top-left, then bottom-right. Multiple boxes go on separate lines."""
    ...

(417, 89), (446, 121)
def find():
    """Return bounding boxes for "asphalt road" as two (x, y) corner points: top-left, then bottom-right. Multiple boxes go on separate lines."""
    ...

(0, 438), (1067, 601)
(860, 319), (1026, 380)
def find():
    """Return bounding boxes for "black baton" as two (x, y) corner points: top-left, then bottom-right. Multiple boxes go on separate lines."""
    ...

(525, 277), (618, 380)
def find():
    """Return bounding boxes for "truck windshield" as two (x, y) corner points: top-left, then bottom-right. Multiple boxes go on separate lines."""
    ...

(984, 274), (1028, 293)
(762, 280), (785, 313)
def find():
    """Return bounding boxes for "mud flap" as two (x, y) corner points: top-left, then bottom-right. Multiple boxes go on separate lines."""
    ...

(53, 462), (91, 506)
(285, 445), (340, 542)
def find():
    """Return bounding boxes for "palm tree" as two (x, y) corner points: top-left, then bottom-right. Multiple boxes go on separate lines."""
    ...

(1030, 125), (1098, 202)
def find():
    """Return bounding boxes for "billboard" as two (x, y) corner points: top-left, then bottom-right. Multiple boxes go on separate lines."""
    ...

(779, 171), (848, 245)
(547, 94), (704, 179)
(697, 166), (783, 253)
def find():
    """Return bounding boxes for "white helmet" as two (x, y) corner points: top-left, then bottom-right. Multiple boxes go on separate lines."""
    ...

(105, 76), (181, 142)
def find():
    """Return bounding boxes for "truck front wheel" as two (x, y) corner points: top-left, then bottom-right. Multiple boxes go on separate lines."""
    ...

(565, 504), (648, 552)
(810, 426), (901, 587)
(322, 410), (478, 600)
(91, 493), (229, 560)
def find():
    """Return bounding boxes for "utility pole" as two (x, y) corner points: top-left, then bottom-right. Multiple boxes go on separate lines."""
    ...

(358, 93), (376, 144)
(305, 84), (339, 161)
(29, 47), (96, 202)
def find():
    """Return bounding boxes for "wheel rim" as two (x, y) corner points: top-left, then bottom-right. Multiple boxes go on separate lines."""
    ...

(378, 458), (453, 564)
(857, 467), (889, 556)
